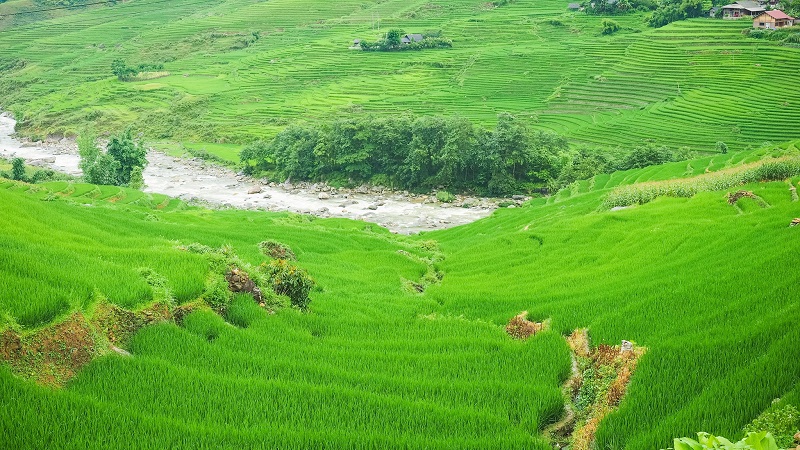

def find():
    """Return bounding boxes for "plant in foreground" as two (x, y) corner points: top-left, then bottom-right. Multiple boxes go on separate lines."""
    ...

(260, 259), (314, 309)
(665, 431), (779, 450)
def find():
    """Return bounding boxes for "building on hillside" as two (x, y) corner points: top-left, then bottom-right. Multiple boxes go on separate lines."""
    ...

(401, 34), (424, 44)
(752, 9), (795, 27)
(567, 2), (582, 10)
(721, 1), (765, 18)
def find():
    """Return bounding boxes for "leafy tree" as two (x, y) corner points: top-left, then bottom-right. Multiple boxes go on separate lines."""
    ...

(434, 117), (474, 187)
(111, 59), (136, 81)
(368, 115), (413, 181)
(11, 157), (25, 181)
(602, 19), (621, 35)
(78, 130), (100, 174)
(647, 0), (706, 27)
(84, 153), (120, 185)
(327, 118), (373, 179)
(239, 139), (272, 174)
(106, 128), (147, 185)
(526, 130), (568, 184)
(385, 29), (404, 48)
(492, 112), (530, 180)
(784, 0), (800, 15)
(128, 166), (145, 190)
(619, 143), (674, 170)
(716, 141), (728, 154)
(78, 128), (146, 186)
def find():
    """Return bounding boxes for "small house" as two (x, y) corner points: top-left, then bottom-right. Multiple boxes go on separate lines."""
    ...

(401, 34), (424, 45)
(753, 9), (795, 28)
(721, 1), (765, 19)
(567, 2), (582, 10)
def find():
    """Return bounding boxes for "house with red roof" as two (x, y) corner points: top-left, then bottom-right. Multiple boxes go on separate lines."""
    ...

(752, 9), (795, 28)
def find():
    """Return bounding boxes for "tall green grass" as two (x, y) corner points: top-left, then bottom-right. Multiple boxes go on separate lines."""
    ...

(1, 146), (799, 448)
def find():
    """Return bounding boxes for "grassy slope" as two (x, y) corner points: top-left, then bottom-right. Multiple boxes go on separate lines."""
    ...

(1, 145), (799, 448)
(0, 0), (798, 153)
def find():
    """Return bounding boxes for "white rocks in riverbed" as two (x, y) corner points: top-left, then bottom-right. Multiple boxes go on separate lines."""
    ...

(317, 192), (331, 200)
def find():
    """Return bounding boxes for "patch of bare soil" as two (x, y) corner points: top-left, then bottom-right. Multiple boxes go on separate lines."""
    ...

(0, 313), (97, 387)
(727, 190), (758, 205)
(93, 302), (171, 346)
(226, 267), (263, 302)
(505, 311), (547, 339)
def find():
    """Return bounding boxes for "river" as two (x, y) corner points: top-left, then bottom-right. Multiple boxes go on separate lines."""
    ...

(0, 114), (496, 234)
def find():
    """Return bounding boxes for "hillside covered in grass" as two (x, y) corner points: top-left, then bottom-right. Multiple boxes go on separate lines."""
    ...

(1, 0), (799, 154)
(2, 143), (799, 449)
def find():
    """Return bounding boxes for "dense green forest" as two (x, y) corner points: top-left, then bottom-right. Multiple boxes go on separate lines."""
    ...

(241, 113), (687, 194)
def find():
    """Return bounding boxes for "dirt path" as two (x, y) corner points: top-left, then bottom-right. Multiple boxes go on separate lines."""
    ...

(0, 114), (497, 234)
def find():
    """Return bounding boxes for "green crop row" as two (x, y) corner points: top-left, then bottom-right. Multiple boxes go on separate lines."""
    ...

(0, 1), (798, 157)
(3, 143), (800, 448)
(601, 156), (800, 208)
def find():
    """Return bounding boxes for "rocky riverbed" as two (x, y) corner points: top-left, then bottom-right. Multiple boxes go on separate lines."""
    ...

(0, 113), (524, 233)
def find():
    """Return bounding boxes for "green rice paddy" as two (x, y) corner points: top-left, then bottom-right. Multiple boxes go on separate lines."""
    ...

(2, 0), (800, 447)
(1, 0), (798, 155)
(2, 143), (799, 448)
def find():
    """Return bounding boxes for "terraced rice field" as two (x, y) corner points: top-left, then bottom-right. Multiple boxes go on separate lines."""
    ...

(2, 143), (800, 448)
(0, 0), (798, 154)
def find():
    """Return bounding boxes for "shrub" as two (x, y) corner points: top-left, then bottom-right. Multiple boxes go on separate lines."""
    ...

(602, 19), (620, 35)
(716, 141), (728, 154)
(111, 59), (137, 81)
(260, 259), (314, 309)
(11, 157), (25, 181)
(29, 169), (58, 183)
(436, 190), (455, 203)
(203, 272), (232, 311)
(667, 431), (778, 450)
(743, 405), (800, 449)
(78, 128), (147, 186)
(106, 128), (147, 186)
(128, 166), (145, 190)
(619, 144), (674, 170)
(258, 240), (297, 260)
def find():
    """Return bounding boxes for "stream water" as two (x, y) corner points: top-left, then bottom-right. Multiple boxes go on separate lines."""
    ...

(0, 114), (496, 233)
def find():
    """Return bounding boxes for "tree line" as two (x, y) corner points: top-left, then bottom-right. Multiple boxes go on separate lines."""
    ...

(241, 113), (695, 196)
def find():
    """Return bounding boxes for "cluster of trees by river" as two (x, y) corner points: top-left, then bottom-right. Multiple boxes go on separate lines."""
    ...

(241, 113), (684, 195)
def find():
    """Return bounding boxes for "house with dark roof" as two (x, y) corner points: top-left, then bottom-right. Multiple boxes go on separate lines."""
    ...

(752, 9), (795, 28)
(401, 34), (424, 44)
(721, 1), (765, 18)
(567, 2), (582, 10)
